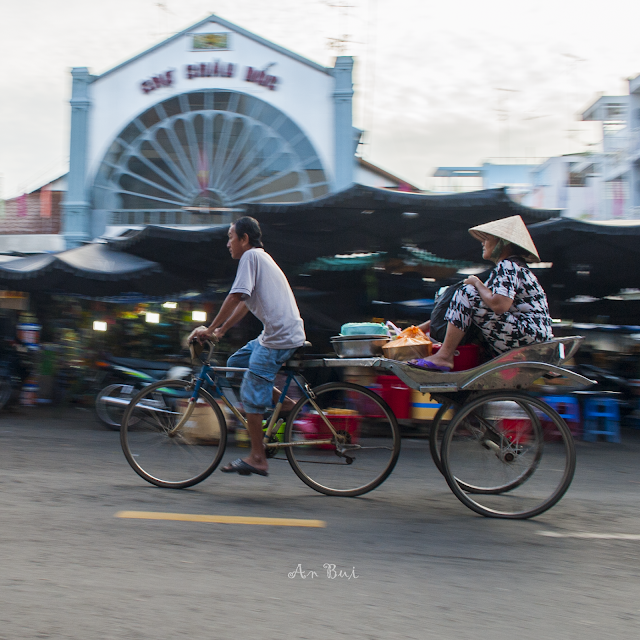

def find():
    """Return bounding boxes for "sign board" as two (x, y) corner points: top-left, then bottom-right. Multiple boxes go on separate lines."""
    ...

(191, 33), (231, 51)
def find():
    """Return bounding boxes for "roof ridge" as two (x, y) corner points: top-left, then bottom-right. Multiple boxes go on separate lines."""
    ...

(94, 13), (331, 82)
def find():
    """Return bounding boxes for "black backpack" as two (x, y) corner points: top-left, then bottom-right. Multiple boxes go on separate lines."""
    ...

(429, 281), (465, 343)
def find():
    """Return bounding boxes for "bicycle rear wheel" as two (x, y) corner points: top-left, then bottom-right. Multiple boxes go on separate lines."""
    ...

(428, 399), (455, 475)
(120, 379), (227, 488)
(441, 392), (576, 519)
(284, 382), (401, 497)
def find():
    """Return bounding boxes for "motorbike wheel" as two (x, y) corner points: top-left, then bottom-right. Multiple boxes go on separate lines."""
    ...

(95, 384), (138, 431)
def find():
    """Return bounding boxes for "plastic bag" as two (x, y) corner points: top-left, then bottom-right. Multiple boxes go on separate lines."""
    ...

(382, 326), (432, 361)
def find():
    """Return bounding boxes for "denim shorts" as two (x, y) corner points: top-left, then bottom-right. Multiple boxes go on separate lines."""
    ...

(226, 339), (299, 414)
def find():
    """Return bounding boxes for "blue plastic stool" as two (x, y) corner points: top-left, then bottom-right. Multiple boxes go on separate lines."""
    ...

(541, 395), (581, 439)
(582, 396), (621, 443)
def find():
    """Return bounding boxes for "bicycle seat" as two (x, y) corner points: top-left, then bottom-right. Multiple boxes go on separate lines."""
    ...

(286, 341), (313, 362)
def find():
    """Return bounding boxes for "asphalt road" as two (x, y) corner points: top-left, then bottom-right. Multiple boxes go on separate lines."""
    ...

(1, 406), (640, 640)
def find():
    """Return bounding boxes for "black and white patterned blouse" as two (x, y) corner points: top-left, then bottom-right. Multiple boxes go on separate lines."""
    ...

(487, 259), (553, 338)
(445, 258), (553, 354)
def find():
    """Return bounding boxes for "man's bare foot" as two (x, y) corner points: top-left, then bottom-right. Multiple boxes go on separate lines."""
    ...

(243, 453), (268, 473)
(220, 456), (268, 476)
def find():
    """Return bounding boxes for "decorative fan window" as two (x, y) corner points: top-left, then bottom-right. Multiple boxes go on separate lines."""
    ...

(94, 91), (330, 225)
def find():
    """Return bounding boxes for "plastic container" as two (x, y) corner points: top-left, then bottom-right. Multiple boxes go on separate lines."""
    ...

(295, 411), (360, 449)
(499, 418), (534, 444)
(486, 401), (532, 444)
(20, 382), (38, 406)
(263, 419), (285, 442)
(361, 384), (385, 418)
(411, 390), (455, 421)
(340, 322), (388, 336)
(235, 427), (250, 447)
(375, 375), (411, 420)
(431, 344), (480, 371)
(17, 323), (41, 347)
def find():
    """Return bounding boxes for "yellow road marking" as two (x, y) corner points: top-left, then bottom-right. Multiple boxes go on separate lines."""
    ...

(115, 511), (326, 528)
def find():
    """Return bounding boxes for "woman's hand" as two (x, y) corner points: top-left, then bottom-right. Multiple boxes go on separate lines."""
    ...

(463, 275), (482, 289)
(463, 275), (513, 314)
(417, 320), (430, 335)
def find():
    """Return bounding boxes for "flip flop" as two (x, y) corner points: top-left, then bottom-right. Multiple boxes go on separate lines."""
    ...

(407, 359), (451, 373)
(220, 458), (269, 477)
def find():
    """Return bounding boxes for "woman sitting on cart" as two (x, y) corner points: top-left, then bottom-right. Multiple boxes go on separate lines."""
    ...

(418, 215), (553, 372)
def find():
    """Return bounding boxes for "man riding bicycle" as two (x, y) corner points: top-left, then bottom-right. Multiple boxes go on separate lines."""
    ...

(188, 216), (305, 477)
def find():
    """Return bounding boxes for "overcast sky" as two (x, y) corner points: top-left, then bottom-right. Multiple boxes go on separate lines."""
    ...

(1, 0), (640, 197)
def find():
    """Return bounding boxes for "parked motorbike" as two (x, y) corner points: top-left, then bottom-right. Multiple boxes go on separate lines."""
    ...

(0, 339), (31, 411)
(0, 360), (17, 410)
(94, 355), (191, 430)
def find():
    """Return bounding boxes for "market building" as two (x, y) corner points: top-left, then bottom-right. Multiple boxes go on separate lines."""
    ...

(0, 13), (419, 406)
(60, 13), (415, 249)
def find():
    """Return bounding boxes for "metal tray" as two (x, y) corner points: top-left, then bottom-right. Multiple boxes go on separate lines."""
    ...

(330, 335), (390, 358)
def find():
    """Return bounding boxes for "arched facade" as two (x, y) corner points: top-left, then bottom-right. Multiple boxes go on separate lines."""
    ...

(94, 90), (330, 226)
(62, 14), (355, 247)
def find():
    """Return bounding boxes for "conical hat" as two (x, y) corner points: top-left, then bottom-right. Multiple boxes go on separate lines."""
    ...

(468, 215), (540, 262)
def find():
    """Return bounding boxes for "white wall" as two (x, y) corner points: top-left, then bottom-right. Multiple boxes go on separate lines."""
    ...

(86, 20), (336, 188)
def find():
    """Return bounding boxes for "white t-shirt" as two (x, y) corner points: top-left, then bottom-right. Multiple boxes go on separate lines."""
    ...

(229, 248), (306, 349)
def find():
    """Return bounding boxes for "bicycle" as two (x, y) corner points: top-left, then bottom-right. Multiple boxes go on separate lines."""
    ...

(120, 341), (401, 497)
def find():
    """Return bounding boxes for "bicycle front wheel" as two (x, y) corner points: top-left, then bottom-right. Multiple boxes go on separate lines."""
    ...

(284, 382), (401, 497)
(441, 392), (576, 519)
(120, 379), (227, 489)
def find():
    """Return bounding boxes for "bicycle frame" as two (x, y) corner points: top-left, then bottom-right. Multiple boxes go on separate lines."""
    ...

(183, 358), (357, 454)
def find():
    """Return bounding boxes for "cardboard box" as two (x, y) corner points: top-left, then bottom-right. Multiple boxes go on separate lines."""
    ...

(176, 399), (221, 445)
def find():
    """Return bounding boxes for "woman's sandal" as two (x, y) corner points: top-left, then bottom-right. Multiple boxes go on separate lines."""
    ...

(406, 358), (451, 372)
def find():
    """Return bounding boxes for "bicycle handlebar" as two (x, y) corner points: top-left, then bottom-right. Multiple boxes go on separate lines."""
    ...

(188, 338), (216, 363)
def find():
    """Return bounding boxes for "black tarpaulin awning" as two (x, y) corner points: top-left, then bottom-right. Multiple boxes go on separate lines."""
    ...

(246, 185), (558, 266)
(0, 243), (195, 296)
(0, 185), (561, 298)
(108, 224), (235, 281)
(528, 218), (640, 299)
(108, 185), (558, 273)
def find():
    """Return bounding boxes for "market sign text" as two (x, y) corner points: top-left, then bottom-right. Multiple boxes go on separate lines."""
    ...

(140, 61), (279, 94)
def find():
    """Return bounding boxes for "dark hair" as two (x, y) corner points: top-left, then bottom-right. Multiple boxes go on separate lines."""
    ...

(233, 216), (263, 248)
(506, 243), (530, 261)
